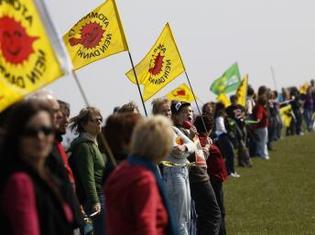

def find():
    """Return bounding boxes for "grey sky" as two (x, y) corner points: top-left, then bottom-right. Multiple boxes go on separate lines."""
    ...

(45, 0), (315, 116)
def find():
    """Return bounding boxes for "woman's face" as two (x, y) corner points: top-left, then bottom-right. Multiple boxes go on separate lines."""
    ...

(158, 103), (171, 119)
(20, 111), (54, 162)
(83, 112), (102, 136)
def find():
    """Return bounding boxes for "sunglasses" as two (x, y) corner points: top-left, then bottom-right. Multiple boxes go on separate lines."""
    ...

(89, 117), (103, 123)
(23, 126), (54, 137)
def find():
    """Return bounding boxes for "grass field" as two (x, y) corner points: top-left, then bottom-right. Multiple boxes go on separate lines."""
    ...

(224, 132), (315, 235)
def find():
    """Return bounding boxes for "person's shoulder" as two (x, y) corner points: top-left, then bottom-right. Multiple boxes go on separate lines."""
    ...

(110, 162), (155, 184)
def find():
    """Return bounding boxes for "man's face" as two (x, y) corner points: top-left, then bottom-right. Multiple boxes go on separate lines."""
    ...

(58, 104), (70, 135)
(48, 97), (62, 129)
(177, 105), (193, 125)
(158, 103), (171, 119)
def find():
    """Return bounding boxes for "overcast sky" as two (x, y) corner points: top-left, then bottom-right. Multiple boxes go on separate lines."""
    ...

(44, 0), (315, 117)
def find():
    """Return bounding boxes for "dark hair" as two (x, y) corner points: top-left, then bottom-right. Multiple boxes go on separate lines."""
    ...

(0, 100), (53, 182)
(214, 102), (225, 118)
(257, 95), (268, 105)
(247, 85), (254, 97)
(58, 100), (70, 116)
(258, 86), (268, 97)
(202, 102), (215, 114)
(101, 113), (142, 161)
(194, 115), (213, 134)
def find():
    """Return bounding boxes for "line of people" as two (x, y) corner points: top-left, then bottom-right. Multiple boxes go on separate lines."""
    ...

(0, 79), (314, 235)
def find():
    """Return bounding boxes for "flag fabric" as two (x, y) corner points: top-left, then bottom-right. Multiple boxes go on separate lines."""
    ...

(216, 93), (231, 107)
(63, 0), (128, 70)
(299, 83), (309, 95)
(125, 23), (185, 101)
(235, 74), (248, 107)
(280, 104), (293, 127)
(166, 83), (195, 102)
(210, 63), (241, 95)
(0, 0), (66, 112)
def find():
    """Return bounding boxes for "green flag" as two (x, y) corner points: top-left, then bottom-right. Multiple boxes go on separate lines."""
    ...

(210, 63), (241, 95)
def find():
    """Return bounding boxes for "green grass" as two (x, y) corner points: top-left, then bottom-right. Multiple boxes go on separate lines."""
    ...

(224, 132), (315, 235)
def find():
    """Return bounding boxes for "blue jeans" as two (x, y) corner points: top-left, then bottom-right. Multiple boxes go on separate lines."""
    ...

(304, 109), (313, 131)
(255, 127), (269, 157)
(83, 194), (105, 235)
(162, 166), (191, 235)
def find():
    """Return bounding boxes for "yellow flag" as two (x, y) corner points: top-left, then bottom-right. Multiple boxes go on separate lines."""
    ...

(126, 23), (185, 101)
(216, 93), (231, 107)
(0, 0), (65, 112)
(235, 74), (248, 107)
(299, 82), (309, 94)
(166, 83), (195, 102)
(63, 0), (128, 70)
(280, 104), (292, 127)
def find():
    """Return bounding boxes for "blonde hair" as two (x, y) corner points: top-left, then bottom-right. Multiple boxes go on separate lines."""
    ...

(69, 107), (102, 134)
(151, 97), (170, 115)
(130, 115), (173, 162)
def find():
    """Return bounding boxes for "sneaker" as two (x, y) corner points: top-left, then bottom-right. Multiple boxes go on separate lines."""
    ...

(230, 172), (240, 178)
(261, 156), (270, 160)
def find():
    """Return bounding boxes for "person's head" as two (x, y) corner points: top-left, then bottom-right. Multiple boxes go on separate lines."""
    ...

(258, 85), (268, 97)
(229, 95), (237, 105)
(69, 107), (102, 137)
(1, 100), (55, 166)
(57, 100), (70, 136)
(247, 85), (255, 97)
(310, 79), (314, 87)
(118, 101), (140, 113)
(214, 102), (226, 118)
(102, 113), (142, 161)
(202, 102), (215, 119)
(28, 90), (62, 129)
(130, 116), (173, 163)
(151, 97), (171, 119)
(194, 115), (213, 136)
(171, 101), (193, 125)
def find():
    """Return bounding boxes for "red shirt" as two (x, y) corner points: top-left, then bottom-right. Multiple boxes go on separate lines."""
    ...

(105, 161), (168, 235)
(207, 144), (228, 182)
(253, 104), (268, 128)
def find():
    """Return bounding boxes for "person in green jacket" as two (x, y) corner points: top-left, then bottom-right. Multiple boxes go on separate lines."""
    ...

(69, 107), (105, 235)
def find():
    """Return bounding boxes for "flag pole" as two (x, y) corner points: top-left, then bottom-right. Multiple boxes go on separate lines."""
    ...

(127, 50), (148, 116)
(270, 66), (278, 91)
(184, 71), (209, 133)
(71, 70), (90, 107)
(71, 70), (117, 166)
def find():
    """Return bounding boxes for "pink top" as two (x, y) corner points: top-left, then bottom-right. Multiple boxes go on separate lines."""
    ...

(2, 172), (73, 235)
(2, 173), (40, 235)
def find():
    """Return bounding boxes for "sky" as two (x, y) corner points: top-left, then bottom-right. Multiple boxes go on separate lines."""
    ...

(44, 0), (315, 117)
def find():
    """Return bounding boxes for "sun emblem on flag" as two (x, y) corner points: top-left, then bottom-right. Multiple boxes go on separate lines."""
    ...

(173, 89), (186, 97)
(149, 46), (165, 76)
(0, 16), (38, 65)
(69, 22), (105, 49)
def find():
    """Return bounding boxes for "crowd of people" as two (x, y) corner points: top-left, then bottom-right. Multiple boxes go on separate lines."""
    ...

(0, 80), (314, 235)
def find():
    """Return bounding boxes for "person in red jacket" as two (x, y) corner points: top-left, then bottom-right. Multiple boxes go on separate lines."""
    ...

(105, 116), (177, 235)
(252, 95), (269, 159)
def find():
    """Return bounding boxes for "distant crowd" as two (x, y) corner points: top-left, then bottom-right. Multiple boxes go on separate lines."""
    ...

(0, 79), (314, 235)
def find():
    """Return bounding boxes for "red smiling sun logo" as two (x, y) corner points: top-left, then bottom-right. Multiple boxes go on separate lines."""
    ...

(0, 16), (39, 65)
(69, 22), (105, 49)
(149, 52), (164, 76)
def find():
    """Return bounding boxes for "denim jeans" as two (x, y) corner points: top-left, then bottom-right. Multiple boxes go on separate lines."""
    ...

(83, 194), (105, 235)
(254, 127), (269, 157)
(304, 109), (313, 131)
(162, 166), (191, 235)
(216, 133), (236, 175)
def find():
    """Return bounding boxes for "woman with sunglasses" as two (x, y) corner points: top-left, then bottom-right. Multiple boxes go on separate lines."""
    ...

(0, 100), (73, 235)
(69, 107), (105, 235)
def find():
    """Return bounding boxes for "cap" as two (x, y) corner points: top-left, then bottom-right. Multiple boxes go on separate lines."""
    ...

(170, 101), (191, 115)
